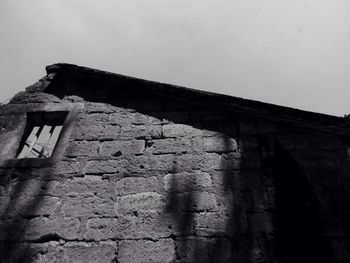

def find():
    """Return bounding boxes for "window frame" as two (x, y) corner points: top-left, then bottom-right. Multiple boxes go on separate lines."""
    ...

(16, 111), (68, 159)
(0, 105), (81, 168)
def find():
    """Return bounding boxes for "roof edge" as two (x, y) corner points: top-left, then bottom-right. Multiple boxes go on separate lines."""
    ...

(45, 63), (350, 134)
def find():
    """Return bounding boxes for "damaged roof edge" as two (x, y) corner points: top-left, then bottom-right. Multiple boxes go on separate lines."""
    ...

(44, 63), (350, 135)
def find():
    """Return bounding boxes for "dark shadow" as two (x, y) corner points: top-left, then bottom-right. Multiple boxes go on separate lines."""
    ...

(273, 141), (335, 263)
(164, 172), (195, 238)
(164, 163), (196, 262)
(0, 166), (55, 262)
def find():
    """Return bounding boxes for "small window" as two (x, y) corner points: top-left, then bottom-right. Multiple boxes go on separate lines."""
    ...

(16, 111), (68, 159)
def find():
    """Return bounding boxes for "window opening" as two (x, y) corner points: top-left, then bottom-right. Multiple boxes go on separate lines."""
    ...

(16, 112), (67, 159)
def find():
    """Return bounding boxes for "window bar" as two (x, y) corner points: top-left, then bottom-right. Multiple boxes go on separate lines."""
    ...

(31, 146), (43, 156)
(26, 125), (44, 158)
(47, 126), (63, 156)
(17, 126), (39, 158)
(40, 125), (56, 157)
(18, 141), (31, 158)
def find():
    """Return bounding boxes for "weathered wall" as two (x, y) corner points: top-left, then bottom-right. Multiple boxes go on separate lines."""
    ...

(0, 78), (350, 262)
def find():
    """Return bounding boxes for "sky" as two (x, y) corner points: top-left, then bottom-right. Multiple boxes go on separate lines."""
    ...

(0, 0), (349, 116)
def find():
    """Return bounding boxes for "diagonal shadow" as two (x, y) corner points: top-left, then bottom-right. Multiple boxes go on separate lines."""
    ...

(0, 166), (55, 262)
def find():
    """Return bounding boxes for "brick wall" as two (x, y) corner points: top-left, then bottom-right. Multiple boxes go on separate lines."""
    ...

(0, 86), (349, 263)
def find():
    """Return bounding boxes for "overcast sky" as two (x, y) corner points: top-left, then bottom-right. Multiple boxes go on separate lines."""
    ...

(0, 0), (349, 116)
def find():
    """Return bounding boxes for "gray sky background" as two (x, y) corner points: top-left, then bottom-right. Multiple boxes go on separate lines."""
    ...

(1, 0), (349, 116)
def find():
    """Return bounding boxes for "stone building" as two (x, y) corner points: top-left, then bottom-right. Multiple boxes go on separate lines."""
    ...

(0, 63), (350, 262)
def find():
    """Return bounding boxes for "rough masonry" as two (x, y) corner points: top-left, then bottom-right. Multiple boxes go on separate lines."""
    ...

(0, 64), (350, 262)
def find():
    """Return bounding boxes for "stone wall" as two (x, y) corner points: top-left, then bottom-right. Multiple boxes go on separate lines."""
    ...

(0, 82), (349, 262)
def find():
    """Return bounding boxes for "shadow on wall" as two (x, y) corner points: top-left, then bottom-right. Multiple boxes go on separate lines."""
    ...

(0, 167), (54, 263)
(273, 141), (336, 263)
(159, 122), (241, 262)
